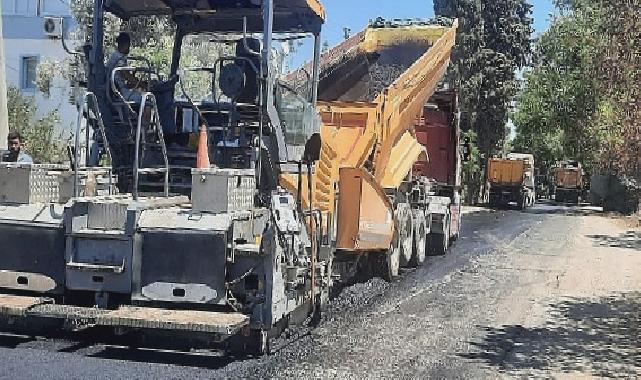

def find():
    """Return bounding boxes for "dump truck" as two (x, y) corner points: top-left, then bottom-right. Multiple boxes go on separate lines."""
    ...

(487, 153), (535, 210)
(0, 1), (459, 355)
(553, 160), (584, 204)
(282, 17), (459, 280)
(412, 90), (463, 255)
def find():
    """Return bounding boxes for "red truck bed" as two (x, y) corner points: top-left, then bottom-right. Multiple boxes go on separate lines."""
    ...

(413, 106), (457, 185)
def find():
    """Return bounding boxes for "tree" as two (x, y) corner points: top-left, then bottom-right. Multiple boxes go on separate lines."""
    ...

(435, 0), (533, 155)
(512, 0), (641, 178)
(6, 86), (67, 163)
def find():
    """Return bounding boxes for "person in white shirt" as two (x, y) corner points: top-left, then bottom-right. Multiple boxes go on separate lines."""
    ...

(2, 131), (33, 163)
(105, 32), (143, 104)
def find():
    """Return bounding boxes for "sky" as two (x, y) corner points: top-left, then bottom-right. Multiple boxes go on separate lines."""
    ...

(319, 0), (556, 49)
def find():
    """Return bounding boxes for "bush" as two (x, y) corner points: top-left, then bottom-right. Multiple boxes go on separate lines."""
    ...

(6, 86), (68, 163)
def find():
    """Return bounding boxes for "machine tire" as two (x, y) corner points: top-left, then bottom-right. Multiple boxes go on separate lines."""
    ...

(396, 204), (414, 267)
(226, 329), (271, 357)
(409, 211), (427, 267)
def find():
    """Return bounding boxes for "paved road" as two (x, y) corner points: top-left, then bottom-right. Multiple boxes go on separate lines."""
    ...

(1, 202), (640, 379)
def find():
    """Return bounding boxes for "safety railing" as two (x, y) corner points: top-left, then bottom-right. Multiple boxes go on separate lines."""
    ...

(73, 91), (114, 197)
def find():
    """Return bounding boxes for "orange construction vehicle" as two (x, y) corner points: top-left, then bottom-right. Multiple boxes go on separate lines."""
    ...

(553, 160), (584, 204)
(283, 18), (460, 281)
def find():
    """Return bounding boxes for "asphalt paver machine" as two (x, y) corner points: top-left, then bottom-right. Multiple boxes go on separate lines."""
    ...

(0, 0), (330, 354)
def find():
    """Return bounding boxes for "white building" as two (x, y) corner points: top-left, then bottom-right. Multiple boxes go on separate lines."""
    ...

(2, 0), (77, 133)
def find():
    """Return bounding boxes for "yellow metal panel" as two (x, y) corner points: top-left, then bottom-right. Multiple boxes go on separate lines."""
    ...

(373, 21), (458, 178)
(488, 159), (525, 185)
(555, 169), (582, 188)
(336, 168), (394, 251)
(380, 131), (428, 189)
(361, 25), (452, 53)
(279, 140), (338, 214)
(305, 0), (325, 20)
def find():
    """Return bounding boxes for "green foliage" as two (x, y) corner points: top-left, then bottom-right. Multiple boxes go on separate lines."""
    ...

(435, 0), (533, 156)
(512, 0), (641, 178)
(460, 129), (484, 204)
(6, 87), (68, 163)
(36, 0), (232, 102)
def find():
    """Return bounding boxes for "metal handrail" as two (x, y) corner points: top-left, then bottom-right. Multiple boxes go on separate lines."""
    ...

(133, 92), (170, 200)
(110, 66), (161, 110)
(73, 91), (114, 197)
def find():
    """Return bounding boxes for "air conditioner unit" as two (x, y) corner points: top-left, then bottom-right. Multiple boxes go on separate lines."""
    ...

(43, 17), (63, 39)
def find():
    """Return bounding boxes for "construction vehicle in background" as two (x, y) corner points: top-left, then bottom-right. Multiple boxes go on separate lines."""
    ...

(553, 160), (584, 204)
(487, 153), (536, 210)
(283, 17), (460, 280)
(0, 1), (459, 355)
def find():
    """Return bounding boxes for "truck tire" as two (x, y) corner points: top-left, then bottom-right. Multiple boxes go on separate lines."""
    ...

(378, 232), (401, 282)
(409, 211), (427, 267)
(555, 190), (564, 203)
(396, 204), (414, 267)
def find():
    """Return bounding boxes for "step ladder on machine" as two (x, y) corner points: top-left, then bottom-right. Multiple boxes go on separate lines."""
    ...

(133, 92), (170, 199)
(110, 65), (170, 199)
(72, 91), (116, 197)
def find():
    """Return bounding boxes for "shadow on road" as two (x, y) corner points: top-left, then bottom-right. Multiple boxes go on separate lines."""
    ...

(461, 292), (641, 377)
(0, 326), (240, 370)
(0, 334), (33, 349)
(588, 231), (641, 251)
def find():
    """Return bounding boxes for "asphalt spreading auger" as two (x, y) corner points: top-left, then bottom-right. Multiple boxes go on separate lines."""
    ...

(0, 1), (460, 355)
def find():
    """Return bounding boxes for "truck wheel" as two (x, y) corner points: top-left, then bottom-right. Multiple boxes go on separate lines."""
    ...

(396, 204), (414, 267)
(409, 211), (427, 267)
(378, 232), (401, 282)
(383, 245), (400, 281)
(556, 191), (563, 203)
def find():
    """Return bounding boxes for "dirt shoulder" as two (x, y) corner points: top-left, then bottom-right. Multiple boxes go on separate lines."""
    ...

(468, 213), (641, 378)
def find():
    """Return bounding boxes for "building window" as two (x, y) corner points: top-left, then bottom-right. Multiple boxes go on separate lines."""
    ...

(21, 56), (39, 90)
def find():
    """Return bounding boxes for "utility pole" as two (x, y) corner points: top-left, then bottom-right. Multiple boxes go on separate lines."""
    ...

(0, 1), (8, 149)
